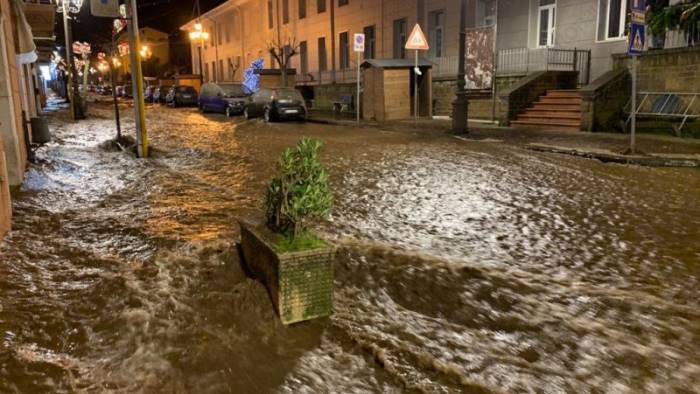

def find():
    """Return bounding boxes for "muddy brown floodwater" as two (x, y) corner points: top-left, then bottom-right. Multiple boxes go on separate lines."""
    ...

(1, 101), (699, 393)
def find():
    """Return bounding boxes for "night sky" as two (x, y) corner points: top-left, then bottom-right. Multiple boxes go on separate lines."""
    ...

(56, 0), (227, 51)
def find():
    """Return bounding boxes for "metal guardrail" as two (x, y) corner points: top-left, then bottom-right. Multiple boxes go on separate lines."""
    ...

(497, 47), (591, 85)
(624, 92), (700, 136)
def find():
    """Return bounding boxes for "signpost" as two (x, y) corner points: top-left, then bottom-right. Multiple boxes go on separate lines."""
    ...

(90, 0), (120, 17)
(628, 0), (646, 154)
(405, 24), (429, 124)
(353, 33), (364, 123)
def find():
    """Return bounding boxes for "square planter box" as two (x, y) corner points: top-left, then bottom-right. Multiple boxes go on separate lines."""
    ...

(239, 220), (335, 325)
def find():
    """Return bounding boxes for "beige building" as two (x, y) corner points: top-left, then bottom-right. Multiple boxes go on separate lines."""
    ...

(1, 0), (48, 238)
(181, 0), (481, 111)
(116, 27), (170, 81)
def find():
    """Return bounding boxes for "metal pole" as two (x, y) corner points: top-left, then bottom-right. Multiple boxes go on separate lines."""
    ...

(111, 36), (121, 140)
(451, 0), (468, 134)
(491, 0), (499, 123)
(61, 0), (75, 121)
(630, 56), (637, 154)
(356, 50), (360, 123)
(414, 49), (419, 124)
(127, 0), (148, 158)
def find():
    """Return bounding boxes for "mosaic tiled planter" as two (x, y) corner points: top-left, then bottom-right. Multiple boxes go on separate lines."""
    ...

(239, 221), (334, 325)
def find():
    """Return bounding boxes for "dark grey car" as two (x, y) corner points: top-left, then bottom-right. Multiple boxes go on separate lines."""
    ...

(243, 87), (307, 122)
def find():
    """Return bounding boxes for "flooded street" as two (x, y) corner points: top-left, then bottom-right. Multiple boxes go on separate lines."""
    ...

(1, 102), (699, 393)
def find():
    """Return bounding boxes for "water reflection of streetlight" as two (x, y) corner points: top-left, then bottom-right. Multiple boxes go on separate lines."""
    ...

(188, 22), (209, 81)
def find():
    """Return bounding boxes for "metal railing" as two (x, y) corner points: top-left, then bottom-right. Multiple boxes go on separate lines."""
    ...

(497, 47), (591, 85)
(624, 92), (700, 136)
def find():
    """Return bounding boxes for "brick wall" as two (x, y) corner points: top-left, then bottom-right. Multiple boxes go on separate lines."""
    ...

(613, 46), (700, 92)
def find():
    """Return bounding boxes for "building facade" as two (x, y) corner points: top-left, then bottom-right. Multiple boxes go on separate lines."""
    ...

(182, 0), (696, 116)
(116, 27), (170, 81)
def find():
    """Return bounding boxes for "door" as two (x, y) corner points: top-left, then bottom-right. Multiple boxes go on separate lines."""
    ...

(537, 0), (556, 47)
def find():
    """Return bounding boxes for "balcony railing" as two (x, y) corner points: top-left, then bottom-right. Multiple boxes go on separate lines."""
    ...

(497, 47), (591, 85)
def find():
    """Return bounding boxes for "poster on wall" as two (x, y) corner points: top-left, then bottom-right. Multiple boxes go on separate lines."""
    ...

(465, 26), (495, 90)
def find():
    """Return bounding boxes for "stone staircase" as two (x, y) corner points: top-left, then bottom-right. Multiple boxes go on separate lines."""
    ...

(510, 90), (582, 131)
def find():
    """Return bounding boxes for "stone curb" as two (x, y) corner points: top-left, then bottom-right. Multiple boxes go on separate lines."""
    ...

(526, 144), (700, 168)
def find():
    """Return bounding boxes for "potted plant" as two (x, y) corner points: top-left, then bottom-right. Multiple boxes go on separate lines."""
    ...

(239, 137), (334, 325)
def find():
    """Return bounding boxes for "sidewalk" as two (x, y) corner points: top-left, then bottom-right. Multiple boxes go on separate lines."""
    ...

(307, 113), (700, 167)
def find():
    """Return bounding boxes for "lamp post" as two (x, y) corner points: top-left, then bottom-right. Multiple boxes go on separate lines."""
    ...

(57, 0), (84, 120)
(451, 0), (469, 134)
(189, 23), (209, 81)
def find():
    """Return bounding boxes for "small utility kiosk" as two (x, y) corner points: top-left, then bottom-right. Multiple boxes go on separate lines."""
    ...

(361, 59), (433, 122)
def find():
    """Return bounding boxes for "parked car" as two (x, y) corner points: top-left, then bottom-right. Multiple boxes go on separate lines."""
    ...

(199, 82), (252, 117)
(144, 85), (155, 103)
(153, 85), (171, 103)
(166, 85), (198, 107)
(244, 87), (307, 122)
(115, 85), (124, 97)
(123, 84), (133, 99)
(100, 85), (113, 96)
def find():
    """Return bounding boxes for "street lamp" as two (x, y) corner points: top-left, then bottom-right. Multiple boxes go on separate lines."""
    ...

(189, 22), (209, 81)
(451, 0), (469, 134)
(55, 0), (85, 120)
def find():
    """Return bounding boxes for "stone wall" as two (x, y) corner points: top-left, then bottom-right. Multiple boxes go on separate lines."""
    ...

(311, 83), (356, 111)
(580, 68), (630, 132)
(613, 46), (700, 92)
(612, 46), (700, 136)
(433, 76), (520, 119)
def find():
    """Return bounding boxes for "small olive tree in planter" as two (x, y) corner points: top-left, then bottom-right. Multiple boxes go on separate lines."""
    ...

(240, 138), (334, 325)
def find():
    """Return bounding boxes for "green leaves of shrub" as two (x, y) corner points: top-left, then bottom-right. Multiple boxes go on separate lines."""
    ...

(265, 138), (333, 240)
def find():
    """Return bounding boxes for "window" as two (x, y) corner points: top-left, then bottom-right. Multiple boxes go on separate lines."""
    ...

(299, 41), (308, 74)
(284, 45), (292, 68)
(225, 23), (231, 43)
(477, 0), (497, 27)
(227, 57), (233, 80)
(393, 18), (407, 59)
(318, 37), (327, 71)
(283, 0), (289, 24)
(339, 0), (349, 6)
(537, 0), (556, 47)
(219, 59), (224, 81)
(268, 0), (274, 28)
(317, 0), (326, 13)
(339, 32), (349, 69)
(597, 0), (630, 41)
(212, 62), (217, 82)
(299, 0), (306, 19)
(205, 63), (210, 81)
(363, 25), (376, 59)
(218, 23), (223, 46)
(428, 10), (444, 57)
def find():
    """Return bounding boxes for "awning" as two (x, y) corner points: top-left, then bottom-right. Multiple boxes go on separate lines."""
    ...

(10, 0), (37, 64)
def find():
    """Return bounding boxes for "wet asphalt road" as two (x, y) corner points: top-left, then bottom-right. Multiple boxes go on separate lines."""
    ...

(0, 102), (698, 393)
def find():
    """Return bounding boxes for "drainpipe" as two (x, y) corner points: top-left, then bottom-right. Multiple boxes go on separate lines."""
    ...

(330, 0), (336, 83)
(491, 0), (499, 122)
(233, 5), (245, 78)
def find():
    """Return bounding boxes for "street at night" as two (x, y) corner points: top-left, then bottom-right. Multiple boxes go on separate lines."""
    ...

(0, 99), (698, 392)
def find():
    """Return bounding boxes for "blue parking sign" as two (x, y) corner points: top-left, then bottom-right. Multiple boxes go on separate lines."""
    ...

(629, 23), (645, 55)
(631, 0), (646, 12)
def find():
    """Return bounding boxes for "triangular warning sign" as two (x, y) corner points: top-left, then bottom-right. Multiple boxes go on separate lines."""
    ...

(405, 24), (429, 50)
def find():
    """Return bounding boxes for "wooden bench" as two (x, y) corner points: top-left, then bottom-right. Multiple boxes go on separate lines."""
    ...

(332, 94), (354, 113)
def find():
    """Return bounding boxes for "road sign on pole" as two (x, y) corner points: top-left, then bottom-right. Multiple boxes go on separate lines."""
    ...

(405, 24), (429, 123)
(354, 34), (364, 124)
(628, 0), (646, 154)
(90, 0), (120, 18)
(405, 24), (429, 51)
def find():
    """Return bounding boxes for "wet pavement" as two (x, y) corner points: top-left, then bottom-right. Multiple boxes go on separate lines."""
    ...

(1, 101), (699, 393)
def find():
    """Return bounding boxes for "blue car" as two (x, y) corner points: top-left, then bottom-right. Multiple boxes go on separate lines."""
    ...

(199, 82), (252, 117)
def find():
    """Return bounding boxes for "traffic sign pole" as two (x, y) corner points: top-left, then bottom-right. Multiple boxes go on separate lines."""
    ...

(357, 50), (361, 123)
(414, 49), (419, 124)
(631, 56), (637, 154)
(628, 0), (646, 154)
(353, 33), (365, 124)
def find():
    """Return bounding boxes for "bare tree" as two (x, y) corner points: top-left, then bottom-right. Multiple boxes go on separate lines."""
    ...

(267, 37), (301, 87)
